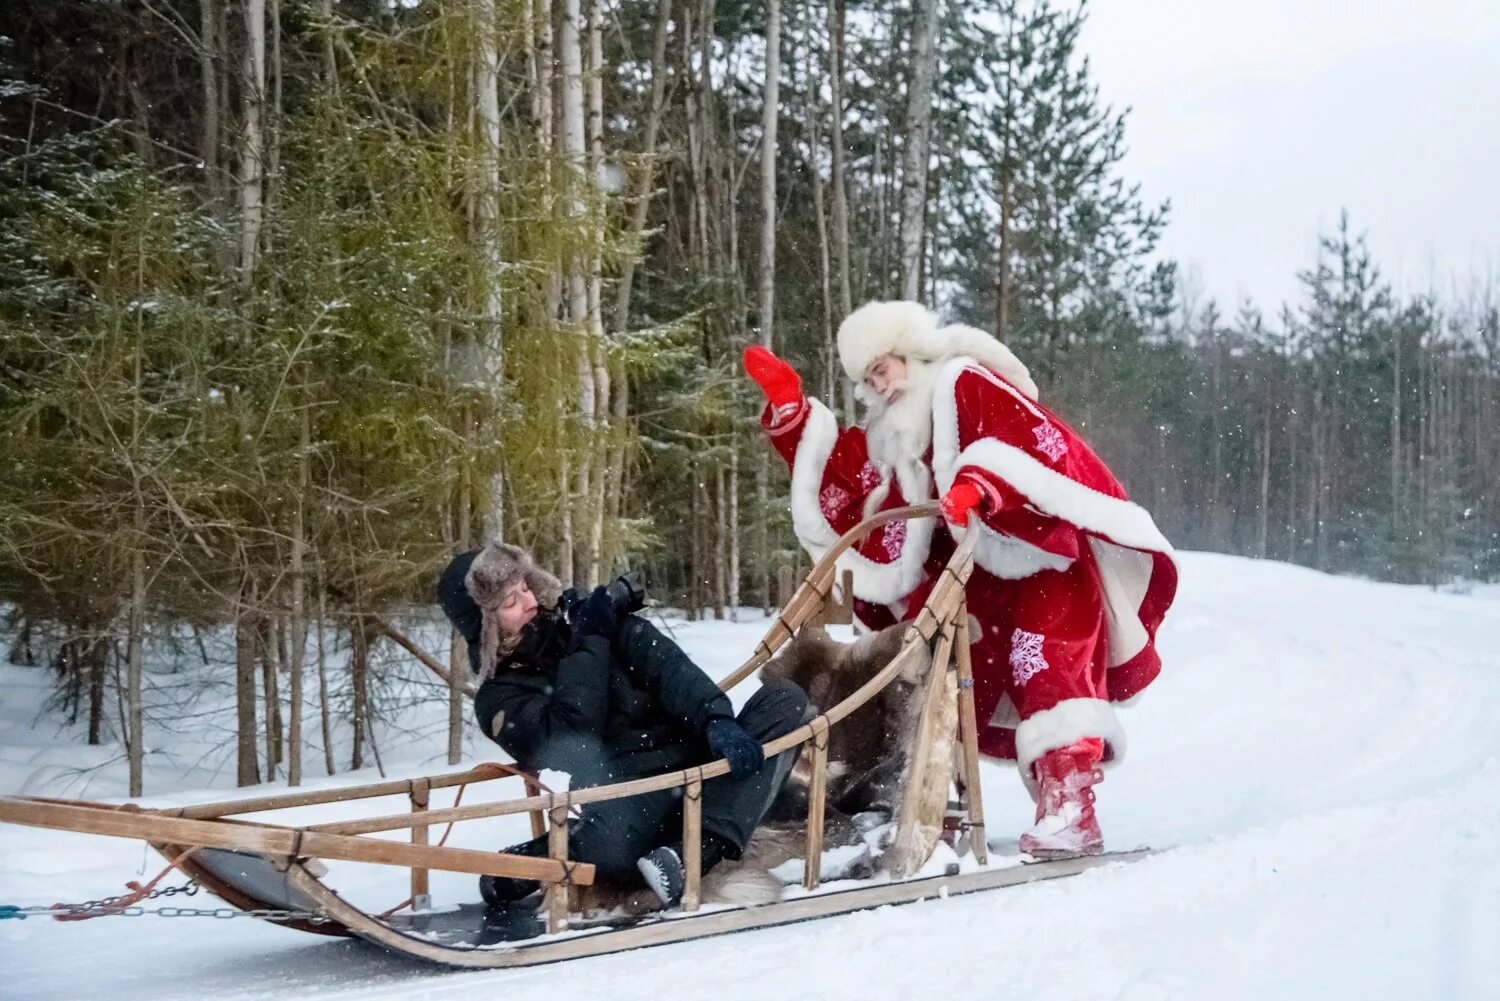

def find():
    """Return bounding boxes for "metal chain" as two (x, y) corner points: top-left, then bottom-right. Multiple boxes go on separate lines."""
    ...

(2, 903), (332, 922)
(1, 880), (330, 924)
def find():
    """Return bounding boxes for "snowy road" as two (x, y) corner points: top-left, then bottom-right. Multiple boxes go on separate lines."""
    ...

(4, 553), (1499, 999)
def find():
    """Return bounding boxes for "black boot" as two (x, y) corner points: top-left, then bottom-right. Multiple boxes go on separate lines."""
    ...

(480, 834), (548, 906)
(636, 832), (735, 908)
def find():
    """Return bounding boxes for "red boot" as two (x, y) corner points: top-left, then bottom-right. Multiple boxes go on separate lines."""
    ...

(1019, 737), (1105, 857)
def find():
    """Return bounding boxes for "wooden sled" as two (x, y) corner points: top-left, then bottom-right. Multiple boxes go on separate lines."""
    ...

(0, 505), (1152, 967)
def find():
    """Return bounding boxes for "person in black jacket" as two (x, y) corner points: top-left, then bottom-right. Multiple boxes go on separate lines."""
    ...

(437, 542), (808, 909)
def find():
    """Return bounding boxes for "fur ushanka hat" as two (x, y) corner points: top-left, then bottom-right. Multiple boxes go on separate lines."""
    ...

(461, 542), (563, 678)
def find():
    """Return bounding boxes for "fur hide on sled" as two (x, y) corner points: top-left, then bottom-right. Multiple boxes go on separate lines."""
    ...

(568, 623), (950, 919)
(759, 622), (953, 877)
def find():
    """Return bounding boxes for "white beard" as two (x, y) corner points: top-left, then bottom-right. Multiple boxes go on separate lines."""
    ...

(858, 358), (937, 514)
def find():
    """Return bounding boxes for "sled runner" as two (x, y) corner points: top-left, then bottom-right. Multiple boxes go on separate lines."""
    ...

(0, 505), (1153, 968)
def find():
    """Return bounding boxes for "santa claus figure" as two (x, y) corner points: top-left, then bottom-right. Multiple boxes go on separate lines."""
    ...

(744, 301), (1177, 856)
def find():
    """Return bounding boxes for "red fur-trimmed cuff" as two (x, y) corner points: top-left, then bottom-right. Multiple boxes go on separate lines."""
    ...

(762, 399), (809, 435)
(1014, 697), (1125, 798)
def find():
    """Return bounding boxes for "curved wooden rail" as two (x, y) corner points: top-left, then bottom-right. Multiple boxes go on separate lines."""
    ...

(716, 502), (942, 692)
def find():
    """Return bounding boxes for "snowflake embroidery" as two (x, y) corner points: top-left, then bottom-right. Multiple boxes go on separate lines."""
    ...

(1033, 421), (1068, 462)
(859, 461), (885, 491)
(881, 518), (907, 560)
(1009, 628), (1050, 686)
(819, 484), (851, 520)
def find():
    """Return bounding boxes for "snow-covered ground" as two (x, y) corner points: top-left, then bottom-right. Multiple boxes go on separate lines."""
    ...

(3, 552), (1499, 1000)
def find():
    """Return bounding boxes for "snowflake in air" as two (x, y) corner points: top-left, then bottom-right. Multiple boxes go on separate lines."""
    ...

(820, 484), (850, 520)
(1009, 628), (1049, 686)
(1033, 421), (1068, 462)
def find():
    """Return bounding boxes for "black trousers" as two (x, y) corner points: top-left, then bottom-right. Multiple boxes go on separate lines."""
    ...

(509, 679), (808, 882)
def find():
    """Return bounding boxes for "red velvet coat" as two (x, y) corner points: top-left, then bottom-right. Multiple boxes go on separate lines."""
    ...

(763, 357), (1177, 787)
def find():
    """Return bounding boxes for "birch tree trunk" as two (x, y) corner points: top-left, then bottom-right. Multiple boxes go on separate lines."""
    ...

(239, 0), (266, 282)
(797, 12), (834, 407)
(536, 0), (554, 147)
(475, 0), (506, 541)
(828, 0), (852, 323)
(561, 0), (595, 584)
(200, 0), (221, 201)
(758, 0), (780, 346)
(318, 0), (337, 87)
(898, 0), (941, 301)
(266, 0), (282, 255)
(756, 0), (781, 609)
(586, 0), (609, 586)
(613, 0), (674, 332)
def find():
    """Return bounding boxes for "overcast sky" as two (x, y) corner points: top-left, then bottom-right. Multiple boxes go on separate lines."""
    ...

(1078, 0), (1500, 315)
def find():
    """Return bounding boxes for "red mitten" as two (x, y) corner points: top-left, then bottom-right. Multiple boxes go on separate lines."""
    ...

(941, 478), (985, 527)
(743, 345), (803, 411)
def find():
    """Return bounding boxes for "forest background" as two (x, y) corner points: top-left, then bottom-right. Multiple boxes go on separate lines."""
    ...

(2, 0), (1496, 794)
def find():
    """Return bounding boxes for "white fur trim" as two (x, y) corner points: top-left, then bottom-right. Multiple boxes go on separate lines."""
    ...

(1090, 538), (1154, 666)
(966, 518), (1075, 580)
(935, 324), (1039, 400)
(788, 399), (841, 551)
(786, 399), (934, 606)
(945, 438), (1172, 554)
(931, 360), (1172, 554)
(1014, 698), (1126, 797)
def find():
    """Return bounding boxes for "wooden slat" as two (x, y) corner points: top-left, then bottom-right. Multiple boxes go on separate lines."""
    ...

(953, 596), (989, 865)
(524, 775), (546, 840)
(803, 723), (829, 891)
(545, 806), (570, 934)
(176, 764), (512, 819)
(0, 797), (593, 885)
(409, 779), (430, 900)
(681, 774), (703, 912)
(888, 623), (956, 877)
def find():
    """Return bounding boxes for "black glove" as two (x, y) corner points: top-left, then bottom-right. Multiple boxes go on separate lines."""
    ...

(566, 586), (620, 644)
(705, 716), (764, 778)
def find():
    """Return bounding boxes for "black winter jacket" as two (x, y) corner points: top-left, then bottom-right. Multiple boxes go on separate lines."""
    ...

(472, 611), (733, 787)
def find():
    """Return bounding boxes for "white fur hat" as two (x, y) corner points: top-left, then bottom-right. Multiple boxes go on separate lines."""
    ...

(836, 300), (1040, 400)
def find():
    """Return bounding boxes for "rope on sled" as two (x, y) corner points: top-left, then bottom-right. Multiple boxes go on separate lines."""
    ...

(44, 844), (204, 922)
